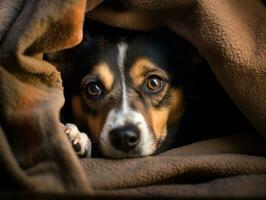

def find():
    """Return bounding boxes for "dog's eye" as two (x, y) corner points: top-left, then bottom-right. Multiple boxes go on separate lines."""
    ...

(87, 82), (102, 96)
(146, 75), (164, 91)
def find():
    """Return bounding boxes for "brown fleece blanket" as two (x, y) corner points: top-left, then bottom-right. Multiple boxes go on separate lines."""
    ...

(0, 0), (266, 198)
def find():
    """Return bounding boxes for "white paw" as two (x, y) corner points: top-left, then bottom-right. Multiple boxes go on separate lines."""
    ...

(64, 123), (91, 157)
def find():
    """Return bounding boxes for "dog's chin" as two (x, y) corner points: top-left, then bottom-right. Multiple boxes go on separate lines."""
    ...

(98, 140), (158, 158)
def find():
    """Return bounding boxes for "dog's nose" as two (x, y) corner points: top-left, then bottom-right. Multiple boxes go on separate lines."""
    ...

(109, 124), (140, 152)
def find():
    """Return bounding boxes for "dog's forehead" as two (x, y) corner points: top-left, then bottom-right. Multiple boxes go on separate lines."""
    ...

(126, 39), (171, 71)
(97, 43), (120, 75)
(96, 39), (169, 75)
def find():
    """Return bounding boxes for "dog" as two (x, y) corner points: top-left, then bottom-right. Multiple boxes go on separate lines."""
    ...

(45, 21), (256, 158)
(53, 24), (192, 158)
(49, 21), (256, 158)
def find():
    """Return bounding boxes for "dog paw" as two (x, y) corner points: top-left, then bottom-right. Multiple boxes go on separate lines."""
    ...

(64, 123), (91, 157)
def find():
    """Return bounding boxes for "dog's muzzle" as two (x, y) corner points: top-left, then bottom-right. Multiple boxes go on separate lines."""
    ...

(99, 109), (156, 158)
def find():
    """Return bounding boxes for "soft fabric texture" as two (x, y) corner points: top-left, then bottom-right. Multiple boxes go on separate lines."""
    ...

(0, 0), (90, 192)
(0, 0), (265, 198)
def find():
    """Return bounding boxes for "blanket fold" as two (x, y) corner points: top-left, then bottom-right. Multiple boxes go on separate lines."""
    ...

(0, 0), (266, 198)
(81, 134), (266, 191)
(0, 0), (91, 192)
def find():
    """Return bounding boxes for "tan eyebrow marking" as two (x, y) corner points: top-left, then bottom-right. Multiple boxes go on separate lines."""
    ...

(92, 62), (114, 91)
(129, 57), (166, 86)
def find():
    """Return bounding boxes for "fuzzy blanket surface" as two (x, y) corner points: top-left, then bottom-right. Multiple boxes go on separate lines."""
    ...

(0, 0), (266, 198)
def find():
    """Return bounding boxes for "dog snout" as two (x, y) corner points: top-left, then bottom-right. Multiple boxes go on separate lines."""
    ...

(109, 124), (140, 152)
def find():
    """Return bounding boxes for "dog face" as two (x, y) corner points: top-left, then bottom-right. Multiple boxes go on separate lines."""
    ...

(71, 36), (184, 158)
